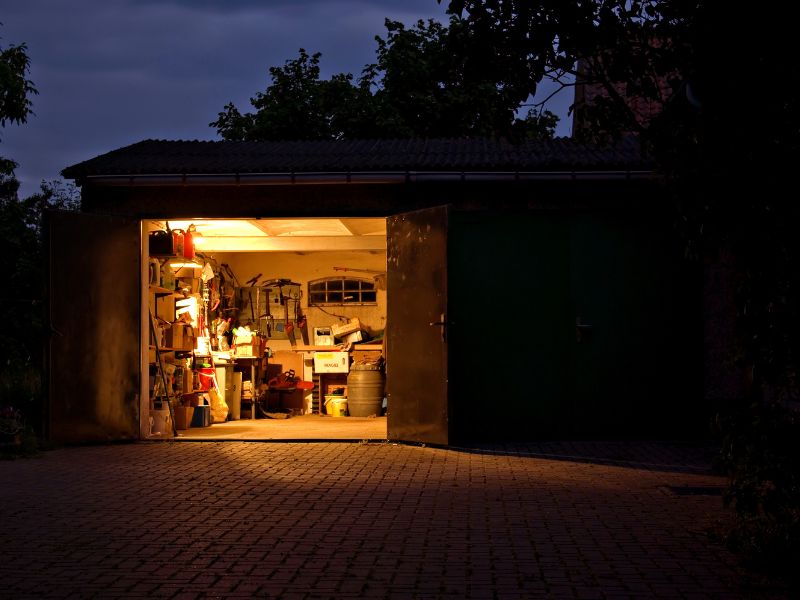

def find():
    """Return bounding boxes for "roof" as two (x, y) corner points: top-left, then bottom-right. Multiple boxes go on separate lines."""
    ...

(61, 137), (652, 180)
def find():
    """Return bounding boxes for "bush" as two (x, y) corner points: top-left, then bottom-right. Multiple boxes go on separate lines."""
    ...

(714, 400), (800, 578)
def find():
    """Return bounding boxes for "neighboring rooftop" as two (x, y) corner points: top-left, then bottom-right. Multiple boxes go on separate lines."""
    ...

(62, 137), (651, 180)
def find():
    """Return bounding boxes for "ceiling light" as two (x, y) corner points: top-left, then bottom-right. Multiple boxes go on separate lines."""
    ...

(168, 258), (203, 269)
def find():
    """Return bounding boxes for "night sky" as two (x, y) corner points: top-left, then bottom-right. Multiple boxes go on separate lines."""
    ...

(2, 0), (572, 199)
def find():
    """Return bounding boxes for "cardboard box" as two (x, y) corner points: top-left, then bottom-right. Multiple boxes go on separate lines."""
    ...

(313, 327), (334, 346)
(351, 349), (382, 365)
(331, 318), (361, 338)
(341, 330), (363, 344)
(234, 344), (253, 357)
(174, 406), (194, 430)
(313, 351), (350, 373)
(234, 336), (261, 358)
(165, 323), (195, 351)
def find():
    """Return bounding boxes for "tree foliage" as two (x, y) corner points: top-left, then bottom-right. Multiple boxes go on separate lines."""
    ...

(0, 177), (79, 427)
(213, 49), (376, 141)
(211, 17), (558, 141)
(441, 1), (697, 144)
(2, 27), (77, 431)
(1, 35), (37, 174)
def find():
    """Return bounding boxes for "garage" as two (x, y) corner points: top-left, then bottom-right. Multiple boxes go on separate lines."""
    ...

(48, 138), (704, 446)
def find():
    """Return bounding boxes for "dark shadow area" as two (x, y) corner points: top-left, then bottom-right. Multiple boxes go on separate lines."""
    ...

(435, 440), (720, 475)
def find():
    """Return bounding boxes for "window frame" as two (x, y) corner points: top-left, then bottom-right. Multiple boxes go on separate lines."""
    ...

(307, 276), (378, 306)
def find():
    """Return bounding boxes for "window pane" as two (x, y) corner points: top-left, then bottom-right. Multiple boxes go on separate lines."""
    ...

(308, 277), (377, 305)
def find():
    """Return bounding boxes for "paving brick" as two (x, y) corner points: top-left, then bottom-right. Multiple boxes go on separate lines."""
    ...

(0, 440), (791, 599)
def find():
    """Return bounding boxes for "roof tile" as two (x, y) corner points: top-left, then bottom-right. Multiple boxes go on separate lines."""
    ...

(61, 137), (651, 179)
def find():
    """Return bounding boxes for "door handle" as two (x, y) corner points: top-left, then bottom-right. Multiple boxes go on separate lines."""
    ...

(575, 317), (593, 342)
(429, 313), (449, 343)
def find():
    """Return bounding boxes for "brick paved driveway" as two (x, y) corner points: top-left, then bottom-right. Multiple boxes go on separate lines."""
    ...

(0, 441), (787, 599)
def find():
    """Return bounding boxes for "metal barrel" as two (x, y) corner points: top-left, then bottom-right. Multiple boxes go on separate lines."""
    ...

(346, 364), (385, 417)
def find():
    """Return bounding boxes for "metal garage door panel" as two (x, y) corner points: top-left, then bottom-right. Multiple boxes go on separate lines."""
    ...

(386, 205), (449, 445)
(46, 210), (141, 443)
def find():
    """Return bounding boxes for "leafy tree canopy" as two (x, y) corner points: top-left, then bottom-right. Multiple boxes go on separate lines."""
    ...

(1, 32), (38, 175)
(441, 1), (698, 145)
(211, 17), (558, 141)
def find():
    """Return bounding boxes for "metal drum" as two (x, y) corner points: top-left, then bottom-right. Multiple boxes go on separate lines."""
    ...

(346, 364), (385, 417)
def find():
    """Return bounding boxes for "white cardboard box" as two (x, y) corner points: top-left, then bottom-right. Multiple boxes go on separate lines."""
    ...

(341, 330), (363, 344)
(313, 351), (350, 373)
(331, 317), (361, 338)
(313, 327), (334, 346)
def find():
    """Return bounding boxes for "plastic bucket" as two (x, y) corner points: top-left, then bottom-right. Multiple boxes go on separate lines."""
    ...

(324, 396), (348, 417)
(150, 409), (172, 435)
(346, 365), (385, 417)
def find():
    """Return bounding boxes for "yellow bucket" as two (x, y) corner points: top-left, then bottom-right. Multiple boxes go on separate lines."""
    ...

(324, 396), (348, 417)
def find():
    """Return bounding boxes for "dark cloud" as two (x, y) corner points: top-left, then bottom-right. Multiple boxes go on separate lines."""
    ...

(1, 0), (570, 198)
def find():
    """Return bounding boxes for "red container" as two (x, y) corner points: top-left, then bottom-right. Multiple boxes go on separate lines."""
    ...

(183, 228), (195, 259)
(197, 368), (215, 391)
(172, 229), (185, 257)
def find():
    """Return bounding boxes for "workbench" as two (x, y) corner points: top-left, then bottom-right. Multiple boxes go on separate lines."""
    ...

(290, 344), (384, 414)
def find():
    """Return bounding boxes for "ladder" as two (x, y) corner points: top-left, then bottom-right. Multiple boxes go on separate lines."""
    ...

(149, 308), (178, 436)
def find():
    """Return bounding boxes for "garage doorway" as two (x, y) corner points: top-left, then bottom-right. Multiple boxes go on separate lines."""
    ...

(143, 217), (390, 441)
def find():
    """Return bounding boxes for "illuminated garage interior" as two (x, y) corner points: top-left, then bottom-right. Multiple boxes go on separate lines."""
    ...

(145, 217), (389, 440)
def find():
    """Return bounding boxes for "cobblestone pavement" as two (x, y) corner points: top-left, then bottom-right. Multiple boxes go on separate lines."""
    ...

(0, 441), (788, 599)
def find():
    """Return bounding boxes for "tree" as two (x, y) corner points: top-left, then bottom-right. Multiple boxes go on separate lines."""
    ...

(440, 1), (696, 144)
(212, 49), (375, 141)
(0, 179), (79, 417)
(1, 34), (37, 174)
(370, 18), (556, 139)
(211, 17), (558, 141)
(1, 30), (80, 438)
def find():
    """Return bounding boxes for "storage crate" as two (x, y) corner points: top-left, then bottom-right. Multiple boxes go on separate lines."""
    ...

(313, 351), (349, 373)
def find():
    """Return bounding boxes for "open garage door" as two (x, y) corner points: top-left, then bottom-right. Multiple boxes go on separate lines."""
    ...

(386, 206), (449, 445)
(46, 211), (141, 443)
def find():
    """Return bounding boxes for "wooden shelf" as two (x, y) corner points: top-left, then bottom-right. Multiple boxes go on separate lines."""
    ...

(148, 344), (187, 352)
(149, 285), (175, 297)
(292, 344), (383, 352)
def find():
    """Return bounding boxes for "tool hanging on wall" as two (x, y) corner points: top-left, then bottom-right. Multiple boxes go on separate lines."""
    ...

(284, 293), (296, 347)
(297, 298), (309, 345)
(261, 278), (301, 346)
(245, 273), (262, 328)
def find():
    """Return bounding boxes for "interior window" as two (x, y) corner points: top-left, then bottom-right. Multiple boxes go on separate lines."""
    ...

(308, 276), (377, 306)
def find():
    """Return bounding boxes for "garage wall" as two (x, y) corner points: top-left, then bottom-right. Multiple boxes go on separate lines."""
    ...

(214, 250), (387, 347)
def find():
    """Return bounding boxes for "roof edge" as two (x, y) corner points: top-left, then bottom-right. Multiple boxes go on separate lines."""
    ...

(73, 169), (655, 187)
